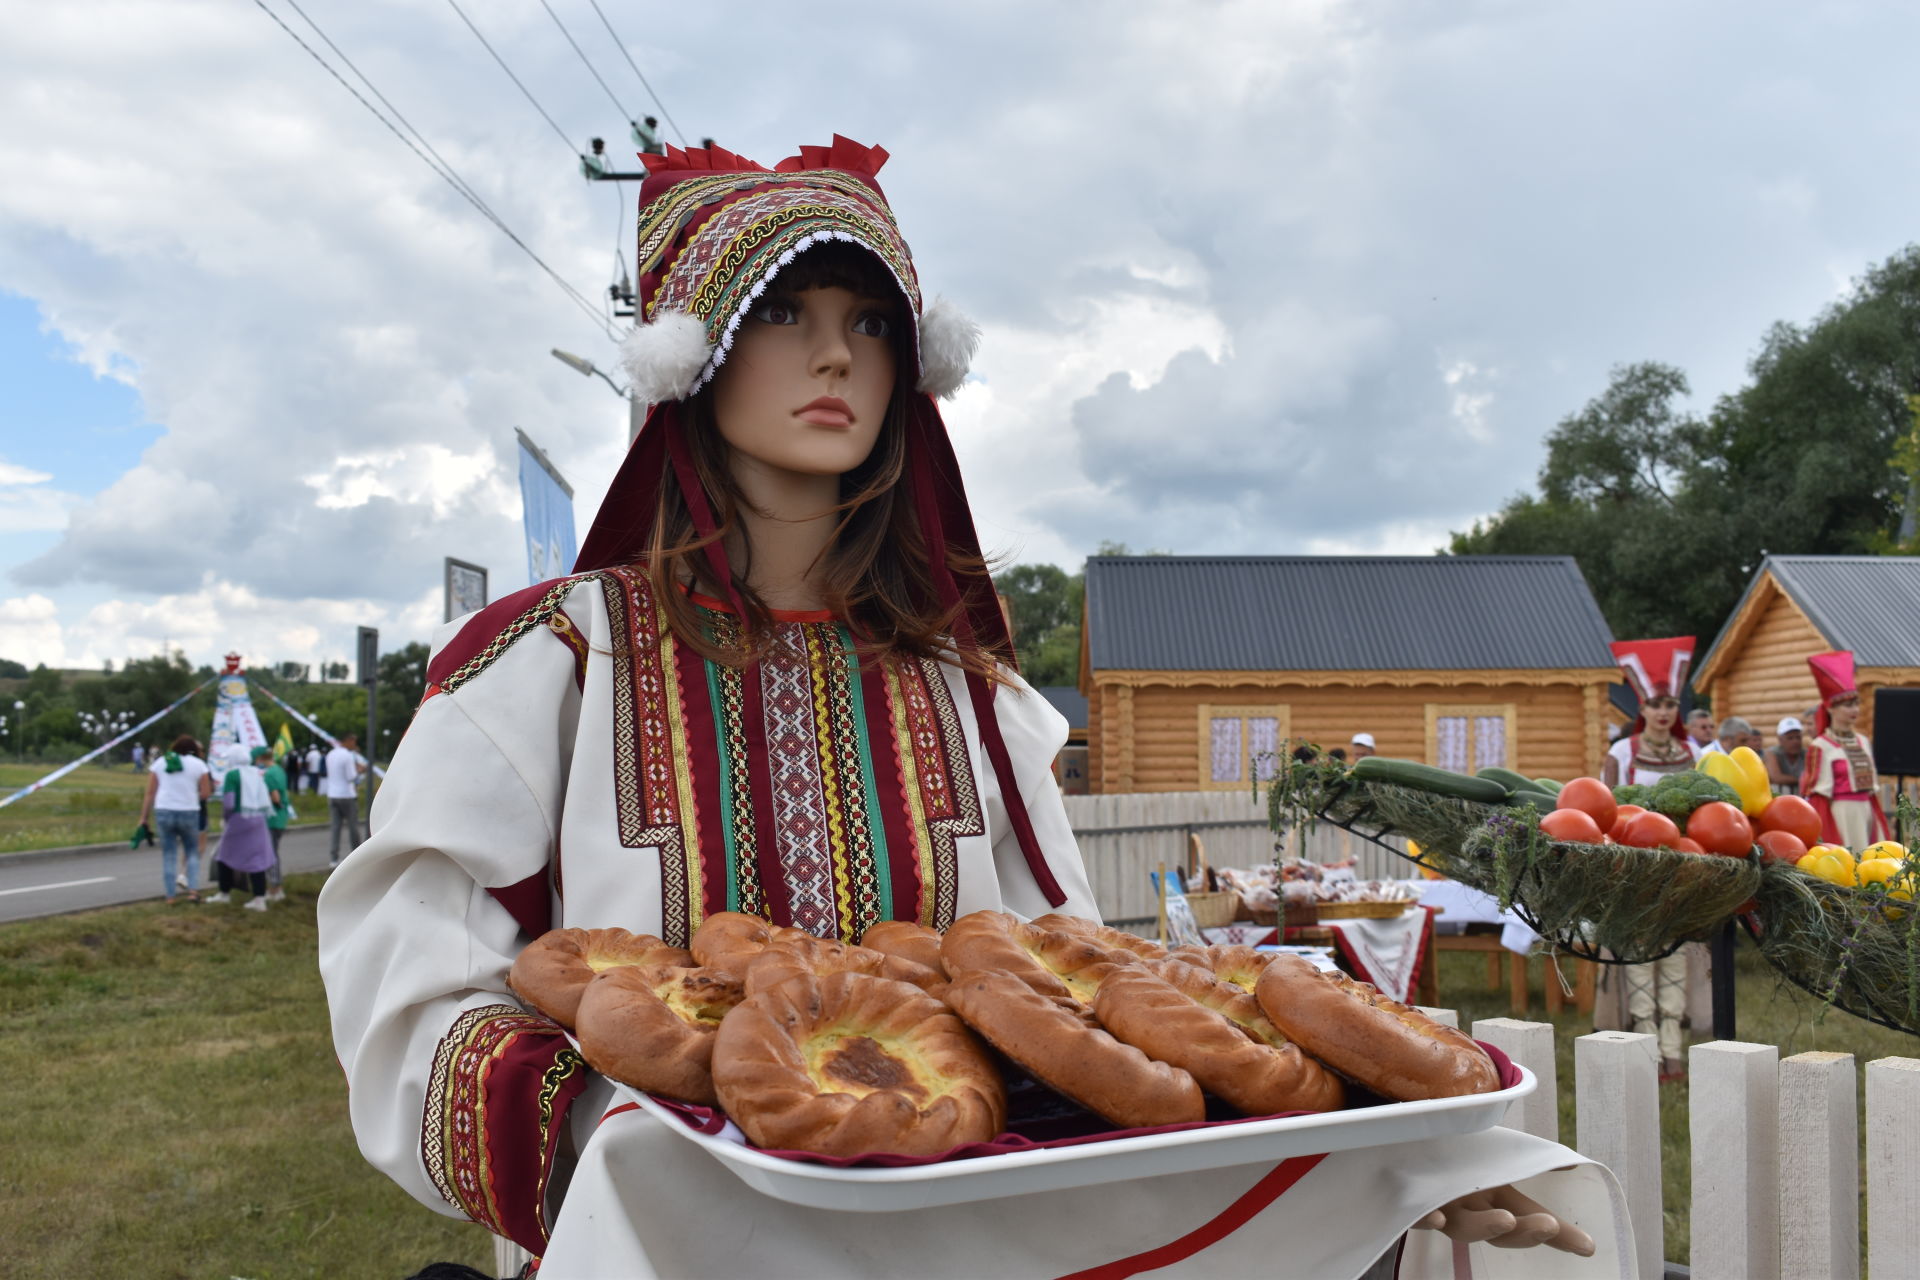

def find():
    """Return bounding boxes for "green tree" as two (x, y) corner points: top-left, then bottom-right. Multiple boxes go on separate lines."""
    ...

(1455, 244), (1920, 643)
(995, 564), (1086, 687)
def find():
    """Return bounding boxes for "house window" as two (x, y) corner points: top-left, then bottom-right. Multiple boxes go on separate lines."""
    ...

(1426, 703), (1517, 774)
(1198, 704), (1290, 790)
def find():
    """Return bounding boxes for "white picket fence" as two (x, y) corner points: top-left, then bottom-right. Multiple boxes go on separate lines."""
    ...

(1063, 790), (1411, 924)
(1416, 1011), (1904, 1280)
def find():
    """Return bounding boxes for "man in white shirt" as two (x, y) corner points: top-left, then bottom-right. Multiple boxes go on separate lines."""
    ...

(323, 732), (369, 867)
(1349, 732), (1377, 759)
(303, 744), (324, 793)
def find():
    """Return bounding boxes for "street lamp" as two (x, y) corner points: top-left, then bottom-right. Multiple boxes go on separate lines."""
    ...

(550, 348), (628, 398)
(11, 700), (23, 764)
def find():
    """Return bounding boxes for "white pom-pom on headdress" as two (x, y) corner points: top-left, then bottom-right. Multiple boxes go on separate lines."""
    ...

(618, 310), (713, 404)
(914, 295), (979, 399)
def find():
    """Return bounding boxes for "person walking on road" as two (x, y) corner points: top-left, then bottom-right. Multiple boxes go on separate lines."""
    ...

(208, 745), (278, 911)
(138, 733), (212, 905)
(261, 745), (293, 902)
(324, 732), (368, 866)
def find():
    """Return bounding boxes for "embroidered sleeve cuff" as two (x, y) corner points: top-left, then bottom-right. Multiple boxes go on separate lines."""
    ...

(421, 1003), (591, 1256)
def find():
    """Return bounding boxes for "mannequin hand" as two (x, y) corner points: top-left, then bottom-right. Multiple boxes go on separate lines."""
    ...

(1413, 1183), (1595, 1256)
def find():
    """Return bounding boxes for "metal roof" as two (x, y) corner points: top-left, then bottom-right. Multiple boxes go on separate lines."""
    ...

(1034, 685), (1088, 729)
(1701, 555), (1920, 674)
(1085, 555), (1617, 672)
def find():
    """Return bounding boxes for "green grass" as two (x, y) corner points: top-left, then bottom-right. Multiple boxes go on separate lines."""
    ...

(0, 873), (490, 1279)
(0, 763), (340, 854)
(1434, 943), (1917, 1266)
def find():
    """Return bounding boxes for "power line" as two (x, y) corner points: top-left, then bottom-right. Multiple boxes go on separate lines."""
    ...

(442, 0), (581, 162)
(252, 0), (617, 341)
(585, 0), (688, 146)
(537, 0), (629, 122)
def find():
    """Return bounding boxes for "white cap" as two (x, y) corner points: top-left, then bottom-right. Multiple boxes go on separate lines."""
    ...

(1351, 732), (1376, 748)
(1777, 716), (1804, 735)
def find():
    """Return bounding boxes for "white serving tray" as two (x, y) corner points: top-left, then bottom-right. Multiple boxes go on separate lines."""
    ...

(617, 1066), (1534, 1213)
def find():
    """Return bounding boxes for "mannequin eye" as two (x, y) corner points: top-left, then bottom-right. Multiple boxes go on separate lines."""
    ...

(852, 310), (893, 339)
(749, 298), (800, 325)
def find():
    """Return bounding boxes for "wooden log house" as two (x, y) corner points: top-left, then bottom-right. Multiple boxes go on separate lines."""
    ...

(1693, 554), (1920, 740)
(1079, 556), (1619, 794)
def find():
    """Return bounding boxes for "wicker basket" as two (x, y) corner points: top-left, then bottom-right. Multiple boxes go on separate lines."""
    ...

(1316, 901), (1418, 920)
(1184, 890), (1241, 930)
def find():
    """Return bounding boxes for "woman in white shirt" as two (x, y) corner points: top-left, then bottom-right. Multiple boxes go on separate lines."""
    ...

(138, 733), (214, 904)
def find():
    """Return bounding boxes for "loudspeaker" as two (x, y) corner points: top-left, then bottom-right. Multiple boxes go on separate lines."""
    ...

(1873, 688), (1920, 777)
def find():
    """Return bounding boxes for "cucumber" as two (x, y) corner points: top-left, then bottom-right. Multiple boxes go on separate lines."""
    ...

(1531, 777), (1565, 796)
(1352, 755), (1510, 804)
(1505, 789), (1562, 811)
(1476, 767), (1537, 792)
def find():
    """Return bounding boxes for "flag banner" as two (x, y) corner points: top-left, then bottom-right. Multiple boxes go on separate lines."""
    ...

(273, 719), (295, 761)
(208, 670), (270, 770)
(517, 431), (578, 585)
(0, 676), (216, 811)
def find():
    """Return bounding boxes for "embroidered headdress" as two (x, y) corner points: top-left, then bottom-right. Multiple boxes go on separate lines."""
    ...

(1808, 650), (1860, 739)
(575, 137), (1068, 908)
(1609, 636), (1694, 732)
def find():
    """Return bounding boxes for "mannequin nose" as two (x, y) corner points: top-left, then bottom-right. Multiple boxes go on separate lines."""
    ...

(812, 331), (853, 379)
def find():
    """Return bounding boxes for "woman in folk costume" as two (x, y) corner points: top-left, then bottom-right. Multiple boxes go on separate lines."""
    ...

(1801, 650), (1892, 849)
(1601, 638), (1699, 1083)
(1600, 637), (1701, 789)
(318, 138), (1628, 1278)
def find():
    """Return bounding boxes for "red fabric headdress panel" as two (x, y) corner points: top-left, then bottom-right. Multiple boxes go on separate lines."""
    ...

(1808, 650), (1858, 738)
(1610, 637), (1695, 703)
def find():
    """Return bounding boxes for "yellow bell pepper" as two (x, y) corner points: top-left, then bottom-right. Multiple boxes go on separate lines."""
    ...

(1699, 750), (1745, 795)
(1857, 857), (1904, 886)
(1862, 840), (1909, 863)
(1798, 846), (1860, 887)
(1726, 746), (1773, 817)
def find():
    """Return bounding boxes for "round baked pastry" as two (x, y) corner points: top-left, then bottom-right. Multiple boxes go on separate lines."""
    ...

(711, 971), (1005, 1157)
(689, 911), (810, 972)
(859, 920), (948, 976)
(574, 963), (746, 1104)
(1094, 962), (1345, 1115)
(1254, 954), (1499, 1101)
(508, 927), (693, 1030)
(743, 934), (944, 995)
(941, 911), (1138, 1009)
(1167, 944), (1275, 993)
(942, 968), (1204, 1129)
(1032, 913), (1168, 960)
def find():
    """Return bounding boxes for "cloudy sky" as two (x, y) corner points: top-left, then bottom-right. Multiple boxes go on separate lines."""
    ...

(3, 0), (1917, 673)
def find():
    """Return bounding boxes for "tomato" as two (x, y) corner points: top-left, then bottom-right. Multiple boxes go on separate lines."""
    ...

(1758, 794), (1822, 849)
(1608, 804), (1647, 843)
(1755, 830), (1808, 867)
(1539, 808), (1605, 844)
(1673, 837), (1706, 855)
(1557, 778), (1618, 834)
(1619, 809), (1683, 850)
(1686, 801), (1755, 858)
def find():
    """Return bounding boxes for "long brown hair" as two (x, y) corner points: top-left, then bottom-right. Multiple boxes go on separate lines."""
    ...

(642, 244), (1007, 681)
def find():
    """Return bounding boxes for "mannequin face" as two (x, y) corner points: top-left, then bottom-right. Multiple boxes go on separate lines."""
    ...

(1831, 696), (1861, 732)
(709, 285), (899, 484)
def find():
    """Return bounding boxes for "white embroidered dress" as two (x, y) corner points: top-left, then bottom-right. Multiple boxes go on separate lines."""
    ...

(319, 571), (1633, 1279)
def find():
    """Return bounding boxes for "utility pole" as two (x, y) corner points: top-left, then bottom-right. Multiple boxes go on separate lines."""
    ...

(357, 626), (378, 827)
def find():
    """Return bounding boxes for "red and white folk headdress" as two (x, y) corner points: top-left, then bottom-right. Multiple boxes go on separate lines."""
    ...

(573, 137), (1069, 908)
(1807, 650), (1860, 738)
(1609, 637), (1695, 732)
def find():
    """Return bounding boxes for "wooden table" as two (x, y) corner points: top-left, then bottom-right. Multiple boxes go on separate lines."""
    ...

(1432, 926), (1596, 1017)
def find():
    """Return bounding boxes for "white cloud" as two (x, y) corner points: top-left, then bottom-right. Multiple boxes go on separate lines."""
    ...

(4, 0), (1920, 665)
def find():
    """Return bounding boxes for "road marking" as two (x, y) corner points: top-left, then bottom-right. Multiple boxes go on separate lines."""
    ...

(0, 875), (115, 897)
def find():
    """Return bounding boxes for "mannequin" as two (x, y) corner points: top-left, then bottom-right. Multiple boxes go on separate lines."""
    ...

(318, 137), (1621, 1279)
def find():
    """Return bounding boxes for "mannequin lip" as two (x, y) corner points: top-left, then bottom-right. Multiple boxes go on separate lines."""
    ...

(795, 395), (854, 427)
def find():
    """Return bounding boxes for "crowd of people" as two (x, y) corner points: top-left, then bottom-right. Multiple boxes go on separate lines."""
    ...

(134, 732), (367, 907)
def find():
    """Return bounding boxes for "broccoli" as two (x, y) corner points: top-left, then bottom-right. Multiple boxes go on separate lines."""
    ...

(1643, 770), (1741, 823)
(1612, 783), (1651, 807)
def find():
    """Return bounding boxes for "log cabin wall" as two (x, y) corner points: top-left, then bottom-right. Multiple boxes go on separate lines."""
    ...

(1087, 672), (1607, 793)
(1707, 581), (1832, 737)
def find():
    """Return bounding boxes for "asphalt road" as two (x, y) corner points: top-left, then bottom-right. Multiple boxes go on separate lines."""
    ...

(0, 823), (351, 923)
